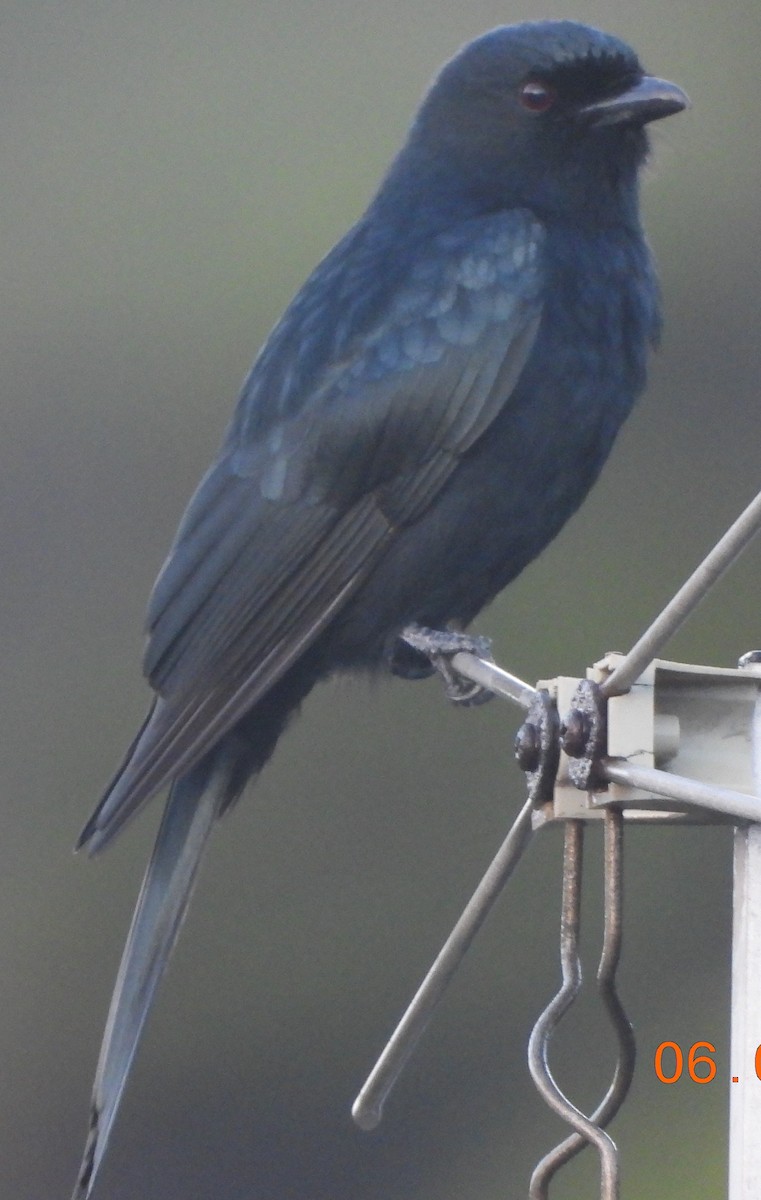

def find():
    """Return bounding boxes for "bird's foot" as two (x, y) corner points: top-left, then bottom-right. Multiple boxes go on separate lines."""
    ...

(398, 624), (495, 706)
(386, 636), (437, 681)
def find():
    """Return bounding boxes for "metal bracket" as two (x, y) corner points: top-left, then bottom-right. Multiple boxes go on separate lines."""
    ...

(529, 654), (761, 827)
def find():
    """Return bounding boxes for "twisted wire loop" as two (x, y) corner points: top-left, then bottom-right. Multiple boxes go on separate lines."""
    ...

(529, 809), (634, 1198)
(527, 820), (620, 1200)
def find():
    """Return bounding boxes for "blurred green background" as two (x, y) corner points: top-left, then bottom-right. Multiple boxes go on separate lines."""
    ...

(3, 1), (760, 1197)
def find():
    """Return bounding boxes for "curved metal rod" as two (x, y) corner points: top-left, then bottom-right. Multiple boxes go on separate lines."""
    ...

(528, 821), (620, 1200)
(530, 810), (634, 1196)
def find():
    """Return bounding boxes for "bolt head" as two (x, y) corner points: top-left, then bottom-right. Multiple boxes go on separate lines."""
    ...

(514, 722), (540, 772)
(560, 709), (589, 758)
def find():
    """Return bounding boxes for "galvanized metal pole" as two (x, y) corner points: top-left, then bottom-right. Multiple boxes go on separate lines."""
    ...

(729, 675), (761, 1199)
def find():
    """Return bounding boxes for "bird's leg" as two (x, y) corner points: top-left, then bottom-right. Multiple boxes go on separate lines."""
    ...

(397, 623), (495, 706)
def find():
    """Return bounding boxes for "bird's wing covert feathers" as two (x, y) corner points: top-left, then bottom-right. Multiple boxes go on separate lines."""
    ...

(89, 210), (545, 840)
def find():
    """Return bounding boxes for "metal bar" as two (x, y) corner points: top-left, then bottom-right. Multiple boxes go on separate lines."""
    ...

(595, 809), (636, 1120)
(728, 674), (761, 1198)
(601, 488), (761, 698)
(530, 811), (634, 1193)
(448, 652), (537, 709)
(528, 822), (620, 1200)
(352, 795), (536, 1131)
(602, 761), (761, 823)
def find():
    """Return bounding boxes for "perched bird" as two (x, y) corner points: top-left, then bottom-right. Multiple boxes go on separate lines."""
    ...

(72, 20), (687, 1197)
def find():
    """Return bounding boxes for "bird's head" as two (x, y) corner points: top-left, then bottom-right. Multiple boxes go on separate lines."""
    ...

(382, 21), (688, 227)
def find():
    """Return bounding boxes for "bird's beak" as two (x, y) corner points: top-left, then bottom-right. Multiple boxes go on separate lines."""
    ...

(579, 75), (690, 127)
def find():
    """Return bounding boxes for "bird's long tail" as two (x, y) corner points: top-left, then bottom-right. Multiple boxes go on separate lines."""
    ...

(73, 658), (323, 1198)
(72, 763), (219, 1200)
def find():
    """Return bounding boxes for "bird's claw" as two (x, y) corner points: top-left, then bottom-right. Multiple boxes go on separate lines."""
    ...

(399, 624), (495, 706)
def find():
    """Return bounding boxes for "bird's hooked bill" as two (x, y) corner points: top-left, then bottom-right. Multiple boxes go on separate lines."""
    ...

(579, 75), (690, 126)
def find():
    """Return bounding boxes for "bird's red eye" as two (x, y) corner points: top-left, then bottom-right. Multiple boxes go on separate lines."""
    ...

(518, 80), (556, 113)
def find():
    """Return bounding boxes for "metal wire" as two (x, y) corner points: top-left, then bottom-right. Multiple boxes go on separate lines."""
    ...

(602, 761), (761, 823)
(530, 810), (634, 1197)
(448, 651), (538, 709)
(528, 821), (620, 1200)
(352, 795), (536, 1130)
(602, 486), (761, 698)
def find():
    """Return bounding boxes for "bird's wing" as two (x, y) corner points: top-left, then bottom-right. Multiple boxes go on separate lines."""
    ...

(72, 211), (544, 1198)
(81, 209), (545, 849)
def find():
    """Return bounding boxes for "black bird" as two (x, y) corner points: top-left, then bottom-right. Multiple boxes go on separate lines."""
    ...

(73, 20), (687, 1197)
